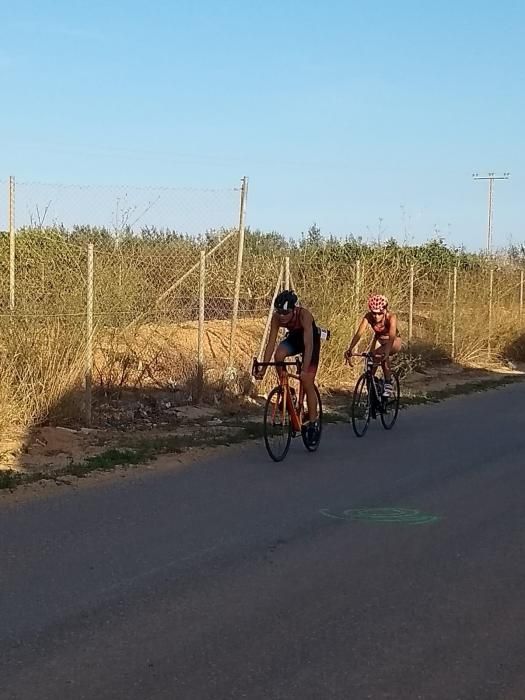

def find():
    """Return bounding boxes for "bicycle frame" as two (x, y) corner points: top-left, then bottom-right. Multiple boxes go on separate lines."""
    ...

(351, 352), (383, 410)
(349, 351), (400, 437)
(252, 358), (305, 432)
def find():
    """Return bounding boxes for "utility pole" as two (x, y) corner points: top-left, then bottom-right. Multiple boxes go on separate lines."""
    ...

(472, 172), (510, 254)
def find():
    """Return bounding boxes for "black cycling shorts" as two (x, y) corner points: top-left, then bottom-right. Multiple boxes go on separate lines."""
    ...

(279, 327), (320, 374)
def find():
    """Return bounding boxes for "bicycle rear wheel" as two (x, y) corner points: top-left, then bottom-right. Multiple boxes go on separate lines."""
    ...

(301, 384), (323, 452)
(380, 373), (400, 430)
(263, 386), (293, 461)
(351, 373), (371, 437)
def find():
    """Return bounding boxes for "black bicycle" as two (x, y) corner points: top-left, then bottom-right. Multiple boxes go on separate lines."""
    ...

(349, 352), (400, 437)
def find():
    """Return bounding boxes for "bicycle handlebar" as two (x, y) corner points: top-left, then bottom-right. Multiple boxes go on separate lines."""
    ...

(252, 357), (301, 376)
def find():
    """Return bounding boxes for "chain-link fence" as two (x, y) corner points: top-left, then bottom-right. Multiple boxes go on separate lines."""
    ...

(288, 253), (525, 386)
(0, 176), (247, 435)
(244, 247), (525, 389)
(1, 175), (525, 439)
(8, 179), (239, 234)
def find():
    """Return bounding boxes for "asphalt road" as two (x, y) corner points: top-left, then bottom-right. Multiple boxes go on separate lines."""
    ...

(1, 383), (525, 700)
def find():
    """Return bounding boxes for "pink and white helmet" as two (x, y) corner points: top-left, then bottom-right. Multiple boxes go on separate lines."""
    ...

(367, 294), (388, 313)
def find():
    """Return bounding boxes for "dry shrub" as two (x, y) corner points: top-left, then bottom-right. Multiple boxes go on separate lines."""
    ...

(0, 318), (85, 437)
(504, 332), (525, 361)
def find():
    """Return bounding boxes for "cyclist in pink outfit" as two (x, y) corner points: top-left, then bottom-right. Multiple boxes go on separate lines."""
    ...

(344, 294), (402, 397)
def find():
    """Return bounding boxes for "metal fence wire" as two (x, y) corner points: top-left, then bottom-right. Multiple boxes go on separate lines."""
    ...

(1, 176), (524, 434)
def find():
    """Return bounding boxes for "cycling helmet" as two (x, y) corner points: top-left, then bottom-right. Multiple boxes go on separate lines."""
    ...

(367, 294), (388, 312)
(274, 289), (298, 312)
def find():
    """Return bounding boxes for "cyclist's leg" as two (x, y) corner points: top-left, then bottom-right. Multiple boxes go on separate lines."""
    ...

(376, 337), (402, 382)
(302, 369), (318, 422)
(274, 332), (303, 413)
(302, 333), (321, 424)
(369, 338), (382, 376)
(271, 339), (296, 422)
(279, 330), (319, 427)
(274, 337), (296, 376)
(274, 339), (293, 376)
(373, 338), (402, 397)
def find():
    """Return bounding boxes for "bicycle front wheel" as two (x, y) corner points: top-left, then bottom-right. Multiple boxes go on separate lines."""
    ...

(351, 373), (371, 437)
(301, 384), (323, 452)
(263, 386), (293, 461)
(380, 373), (400, 430)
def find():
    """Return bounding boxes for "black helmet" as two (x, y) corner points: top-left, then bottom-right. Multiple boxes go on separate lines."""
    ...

(274, 289), (298, 312)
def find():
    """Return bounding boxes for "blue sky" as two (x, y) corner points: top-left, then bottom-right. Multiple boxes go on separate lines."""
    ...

(1, 0), (523, 249)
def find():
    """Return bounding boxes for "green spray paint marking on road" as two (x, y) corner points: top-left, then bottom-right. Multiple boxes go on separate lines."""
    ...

(319, 507), (440, 525)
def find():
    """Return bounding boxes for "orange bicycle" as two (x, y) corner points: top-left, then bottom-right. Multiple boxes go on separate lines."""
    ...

(252, 358), (323, 462)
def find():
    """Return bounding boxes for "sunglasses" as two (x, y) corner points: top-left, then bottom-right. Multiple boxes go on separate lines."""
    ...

(276, 308), (292, 315)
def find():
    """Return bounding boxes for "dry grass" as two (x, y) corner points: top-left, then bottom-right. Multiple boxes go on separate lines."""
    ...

(1, 231), (525, 442)
(290, 255), (525, 386)
(0, 318), (85, 443)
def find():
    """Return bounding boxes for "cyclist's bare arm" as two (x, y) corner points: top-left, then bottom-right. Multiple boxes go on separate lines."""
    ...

(263, 315), (280, 364)
(345, 316), (369, 356)
(255, 316), (280, 379)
